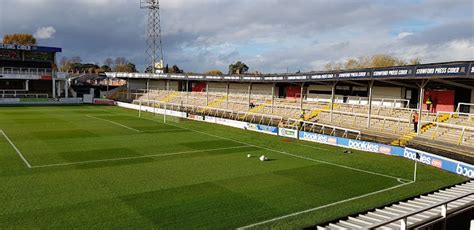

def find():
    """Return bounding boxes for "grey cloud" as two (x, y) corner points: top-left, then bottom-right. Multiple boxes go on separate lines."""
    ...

(0, 0), (472, 72)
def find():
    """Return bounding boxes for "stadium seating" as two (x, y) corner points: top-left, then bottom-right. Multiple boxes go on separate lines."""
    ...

(114, 89), (474, 156)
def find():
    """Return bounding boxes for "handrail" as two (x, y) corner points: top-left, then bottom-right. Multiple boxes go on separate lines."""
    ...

(456, 103), (474, 113)
(420, 120), (474, 131)
(133, 99), (361, 139)
(130, 90), (474, 129)
(367, 192), (473, 229)
(1, 93), (49, 98)
(1, 67), (52, 76)
(135, 89), (411, 110)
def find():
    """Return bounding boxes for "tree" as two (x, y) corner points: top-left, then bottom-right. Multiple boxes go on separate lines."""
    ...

(324, 62), (342, 71)
(101, 65), (112, 72)
(324, 54), (422, 70)
(3, 34), (37, 45)
(370, 54), (406, 68)
(104, 58), (114, 68)
(114, 63), (137, 73)
(228, 61), (249, 75)
(409, 58), (422, 65)
(344, 58), (359, 70)
(169, 65), (183, 74)
(114, 57), (128, 66)
(59, 56), (83, 72)
(205, 70), (223, 76)
(127, 63), (138, 73)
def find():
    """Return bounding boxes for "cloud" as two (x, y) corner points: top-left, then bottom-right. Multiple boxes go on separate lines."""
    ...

(34, 26), (56, 40)
(397, 32), (414, 39)
(0, 0), (472, 72)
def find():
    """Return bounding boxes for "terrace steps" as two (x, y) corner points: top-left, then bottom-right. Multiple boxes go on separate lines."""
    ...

(200, 96), (228, 113)
(249, 100), (271, 113)
(160, 91), (180, 103)
(391, 113), (451, 147)
(306, 104), (337, 121)
(317, 181), (474, 229)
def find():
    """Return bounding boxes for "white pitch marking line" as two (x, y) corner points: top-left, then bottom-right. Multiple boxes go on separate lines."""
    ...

(132, 114), (407, 182)
(0, 130), (32, 168)
(31, 145), (251, 168)
(237, 181), (415, 229)
(85, 114), (142, 132)
(141, 129), (184, 132)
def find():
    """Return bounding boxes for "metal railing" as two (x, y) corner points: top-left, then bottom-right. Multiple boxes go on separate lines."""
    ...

(367, 192), (473, 230)
(1, 93), (49, 99)
(1, 67), (52, 77)
(421, 119), (474, 145)
(125, 90), (474, 139)
(456, 102), (474, 113)
(133, 99), (362, 139)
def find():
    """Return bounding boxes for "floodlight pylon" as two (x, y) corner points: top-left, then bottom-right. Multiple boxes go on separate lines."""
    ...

(140, 0), (164, 73)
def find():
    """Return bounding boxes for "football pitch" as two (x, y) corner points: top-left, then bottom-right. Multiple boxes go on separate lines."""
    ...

(0, 105), (468, 229)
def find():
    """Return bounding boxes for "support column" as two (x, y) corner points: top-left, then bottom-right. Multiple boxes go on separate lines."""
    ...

(52, 78), (56, 98)
(166, 80), (170, 91)
(271, 84), (275, 113)
(300, 83), (304, 112)
(367, 80), (374, 128)
(57, 80), (61, 98)
(186, 80), (189, 104)
(206, 82), (209, 106)
(64, 80), (69, 99)
(146, 79), (150, 101)
(329, 82), (336, 123)
(126, 78), (130, 99)
(226, 82), (230, 109)
(248, 83), (252, 110)
(25, 80), (29, 92)
(417, 83), (425, 136)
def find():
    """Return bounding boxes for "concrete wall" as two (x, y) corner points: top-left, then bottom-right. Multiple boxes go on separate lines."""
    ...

(149, 80), (166, 90)
(129, 79), (147, 90)
(208, 82), (227, 93)
(372, 86), (404, 99)
(471, 89), (474, 104)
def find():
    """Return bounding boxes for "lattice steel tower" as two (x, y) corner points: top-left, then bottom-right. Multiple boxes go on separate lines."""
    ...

(140, 0), (164, 73)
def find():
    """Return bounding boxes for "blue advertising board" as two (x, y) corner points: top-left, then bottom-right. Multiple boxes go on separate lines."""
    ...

(299, 131), (405, 156)
(299, 131), (473, 178)
(246, 123), (278, 135)
(404, 148), (474, 178)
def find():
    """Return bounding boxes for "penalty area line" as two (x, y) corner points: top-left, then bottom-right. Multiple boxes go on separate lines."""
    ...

(0, 130), (32, 168)
(85, 114), (142, 132)
(237, 181), (415, 229)
(31, 145), (252, 168)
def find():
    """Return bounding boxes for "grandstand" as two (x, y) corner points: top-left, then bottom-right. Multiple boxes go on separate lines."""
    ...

(0, 43), (65, 100)
(106, 61), (474, 161)
(1, 60), (473, 229)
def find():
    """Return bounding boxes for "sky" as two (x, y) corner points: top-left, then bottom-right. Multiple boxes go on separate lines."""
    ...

(0, 0), (473, 73)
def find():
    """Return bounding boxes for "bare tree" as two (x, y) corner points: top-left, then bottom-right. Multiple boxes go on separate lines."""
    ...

(104, 58), (114, 68)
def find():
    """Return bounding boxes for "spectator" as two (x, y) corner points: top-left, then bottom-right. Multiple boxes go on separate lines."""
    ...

(426, 96), (432, 113)
(413, 111), (420, 133)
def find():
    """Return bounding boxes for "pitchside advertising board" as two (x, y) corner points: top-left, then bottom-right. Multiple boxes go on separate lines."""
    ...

(299, 131), (473, 178)
(299, 131), (403, 155)
(246, 124), (278, 135)
(404, 148), (474, 178)
(278, 128), (299, 138)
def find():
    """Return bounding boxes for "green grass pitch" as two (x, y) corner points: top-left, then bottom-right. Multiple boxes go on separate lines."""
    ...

(0, 105), (468, 229)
